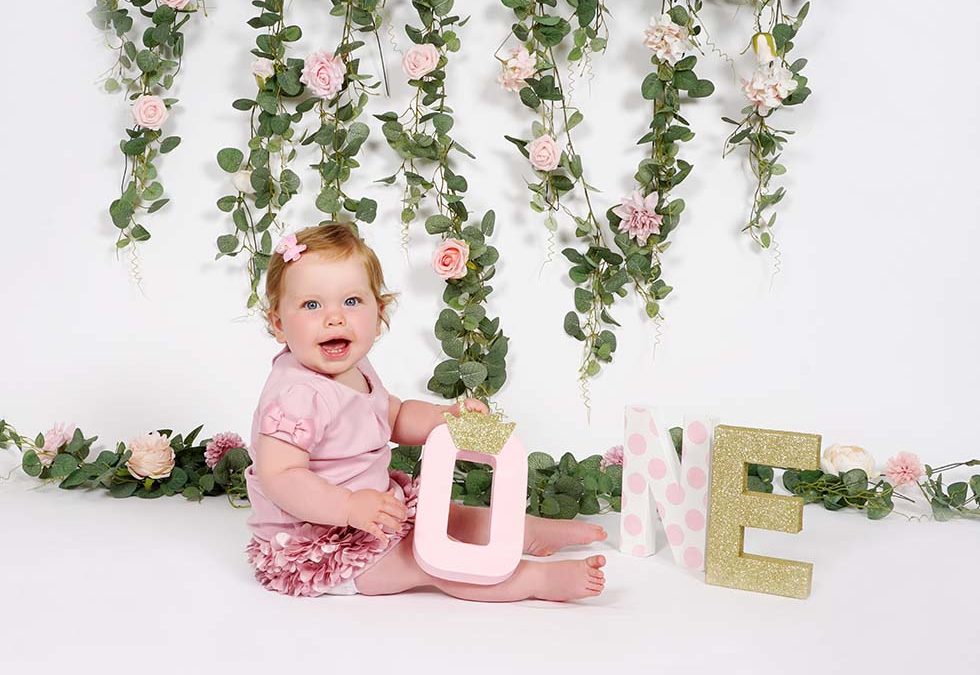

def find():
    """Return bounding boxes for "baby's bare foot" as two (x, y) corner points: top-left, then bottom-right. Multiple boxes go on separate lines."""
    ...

(533, 555), (606, 601)
(524, 517), (607, 557)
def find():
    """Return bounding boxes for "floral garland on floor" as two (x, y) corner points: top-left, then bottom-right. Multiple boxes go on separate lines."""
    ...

(215, 0), (385, 308)
(1, 421), (249, 505)
(375, 0), (509, 402)
(722, 0), (811, 250)
(7, 417), (978, 524)
(88, 0), (206, 253)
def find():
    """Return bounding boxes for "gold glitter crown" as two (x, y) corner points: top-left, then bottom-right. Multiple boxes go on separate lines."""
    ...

(443, 411), (516, 456)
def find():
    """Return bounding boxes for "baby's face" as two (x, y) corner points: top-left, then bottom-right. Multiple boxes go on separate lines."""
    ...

(271, 252), (382, 377)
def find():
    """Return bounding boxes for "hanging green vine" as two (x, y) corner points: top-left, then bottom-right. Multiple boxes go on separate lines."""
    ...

(215, 0), (385, 308)
(376, 0), (508, 402)
(89, 0), (206, 253)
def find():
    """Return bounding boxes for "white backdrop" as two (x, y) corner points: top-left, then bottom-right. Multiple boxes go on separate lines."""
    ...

(2, 1), (978, 470)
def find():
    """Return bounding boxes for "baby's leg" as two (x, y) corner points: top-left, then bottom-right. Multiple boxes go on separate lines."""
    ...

(447, 503), (607, 556)
(355, 530), (606, 602)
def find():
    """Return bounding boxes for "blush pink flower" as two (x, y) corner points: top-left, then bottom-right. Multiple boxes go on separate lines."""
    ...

(162, 0), (191, 9)
(131, 95), (169, 130)
(742, 61), (798, 115)
(301, 51), (346, 99)
(205, 432), (245, 469)
(126, 431), (175, 480)
(527, 134), (561, 171)
(402, 43), (440, 79)
(601, 445), (624, 469)
(498, 45), (536, 92)
(643, 13), (692, 65)
(432, 239), (469, 280)
(613, 190), (663, 246)
(883, 451), (924, 487)
(37, 423), (76, 468)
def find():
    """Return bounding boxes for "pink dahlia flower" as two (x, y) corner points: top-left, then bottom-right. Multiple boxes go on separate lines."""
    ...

(205, 432), (245, 469)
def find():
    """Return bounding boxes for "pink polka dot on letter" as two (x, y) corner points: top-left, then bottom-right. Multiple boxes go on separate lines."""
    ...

(686, 421), (708, 445)
(624, 514), (642, 536)
(685, 509), (705, 531)
(666, 524), (684, 545)
(687, 467), (707, 489)
(648, 458), (667, 480)
(632, 544), (647, 556)
(628, 473), (646, 494)
(627, 433), (647, 455)
(666, 483), (685, 505)
(683, 547), (704, 569)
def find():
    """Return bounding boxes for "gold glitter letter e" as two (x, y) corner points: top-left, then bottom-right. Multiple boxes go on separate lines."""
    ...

(705, 425), (820, 599)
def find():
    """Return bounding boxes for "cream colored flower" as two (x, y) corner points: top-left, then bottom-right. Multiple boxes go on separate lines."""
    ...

(251, 58), (275, 81)
(752, 32), (777, 64)
(126, 431), (176, 480)
(820, 444), (876, 477)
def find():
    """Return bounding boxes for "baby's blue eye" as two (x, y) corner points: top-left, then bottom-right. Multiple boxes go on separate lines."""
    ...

(303, 300), (320, 310)
(344, 297), (360, 307)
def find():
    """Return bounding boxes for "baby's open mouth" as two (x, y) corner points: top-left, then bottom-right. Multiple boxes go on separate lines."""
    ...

(320, 338), (351, 357)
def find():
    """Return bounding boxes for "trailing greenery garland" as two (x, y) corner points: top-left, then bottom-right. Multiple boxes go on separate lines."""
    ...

(722, 0), (811, 250)
(375, 0), (510, 402)
(88, 0), (206, 253)
(214, 0), (385, 308)
(498, 0), (623, 411)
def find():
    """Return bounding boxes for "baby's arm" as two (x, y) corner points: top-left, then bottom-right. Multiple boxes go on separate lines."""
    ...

(255, 434), (407, 543)
(388, 395), (489, 445)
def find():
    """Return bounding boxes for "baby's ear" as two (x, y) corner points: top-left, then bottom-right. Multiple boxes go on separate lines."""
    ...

(269, 310), (287, 343)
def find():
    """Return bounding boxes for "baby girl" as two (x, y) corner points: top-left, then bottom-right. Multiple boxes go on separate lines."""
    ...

(244, 223), (608, 601)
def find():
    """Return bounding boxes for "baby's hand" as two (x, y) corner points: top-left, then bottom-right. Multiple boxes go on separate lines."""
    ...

(346, 488), (408, 545)
(450, 398), (489, 416)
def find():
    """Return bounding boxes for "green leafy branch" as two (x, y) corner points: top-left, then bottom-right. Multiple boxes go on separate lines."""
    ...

(782, 467), (904, 520)
(89, 0), (204, 252)
(377, 0), (509, 402)
(919, 461), (980, 521)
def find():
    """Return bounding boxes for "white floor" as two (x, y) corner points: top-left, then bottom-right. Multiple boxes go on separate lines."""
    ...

(1, 451), (976, 674)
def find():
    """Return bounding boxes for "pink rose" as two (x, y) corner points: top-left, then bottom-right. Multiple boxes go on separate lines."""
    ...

(527, 134), (561, 171)
(499, 45), (536, 92)
(402, 43), (440, 80)
(301, 51), (346, 99)
(883, 451), (924, 487)
(613, 190), (663, 245)
(431, 238), (470, 280)
(162, 0), (192, 8)
(205, 432), (245, 469)
(131, 95), (169, 131)
(126, 431), (176, 480)
(37, 423), (76, 468)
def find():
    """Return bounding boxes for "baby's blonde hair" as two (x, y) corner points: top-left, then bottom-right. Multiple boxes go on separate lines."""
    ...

(263, 222), (397, 336)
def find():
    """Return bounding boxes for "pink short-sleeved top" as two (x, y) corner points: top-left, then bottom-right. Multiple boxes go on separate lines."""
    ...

(244, 348), (397, 542)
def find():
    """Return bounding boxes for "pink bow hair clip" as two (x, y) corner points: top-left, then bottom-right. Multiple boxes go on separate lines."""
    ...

(275, 233), (307, 263)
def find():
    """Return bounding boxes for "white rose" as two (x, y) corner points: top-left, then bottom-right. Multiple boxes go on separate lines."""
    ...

(126, 431), (176, 480)
(251, 57), (275, 80)
(820, 444), (876, 477)
(232, 169), (255, 195)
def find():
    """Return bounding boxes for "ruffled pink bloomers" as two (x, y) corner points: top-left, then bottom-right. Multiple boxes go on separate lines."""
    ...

(245, 471), (419, 597)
